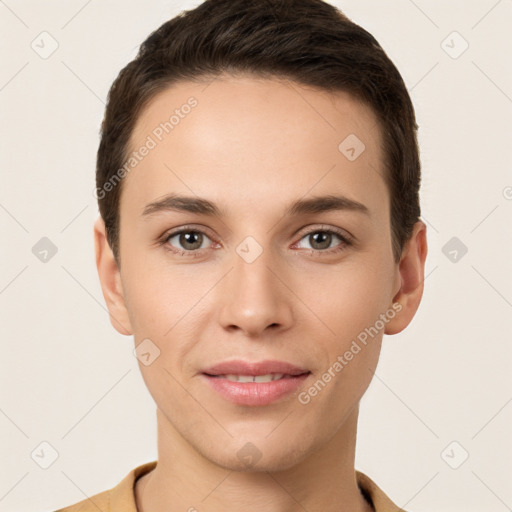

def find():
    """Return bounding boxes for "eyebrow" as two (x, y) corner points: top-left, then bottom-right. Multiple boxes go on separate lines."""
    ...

(142, 193), (370, 219)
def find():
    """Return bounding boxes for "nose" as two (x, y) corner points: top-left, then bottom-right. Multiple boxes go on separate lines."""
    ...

(216, 244), (294, 337)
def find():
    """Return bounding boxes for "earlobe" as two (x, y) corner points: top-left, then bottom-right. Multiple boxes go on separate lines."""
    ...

(93, 216), (133, 336)
(384, 220), (428, 336)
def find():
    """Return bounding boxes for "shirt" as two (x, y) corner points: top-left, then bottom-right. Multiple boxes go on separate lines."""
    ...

(53, 460), (406, 512)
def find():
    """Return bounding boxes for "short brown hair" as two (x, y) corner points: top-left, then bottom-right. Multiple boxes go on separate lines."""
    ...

(96, 0), (421, 266)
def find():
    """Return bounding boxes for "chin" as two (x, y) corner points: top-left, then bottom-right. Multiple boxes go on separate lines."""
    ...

(203, 434), (314, 474)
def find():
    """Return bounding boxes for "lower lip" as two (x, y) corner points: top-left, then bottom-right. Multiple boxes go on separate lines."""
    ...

(202, 373), (310, 406)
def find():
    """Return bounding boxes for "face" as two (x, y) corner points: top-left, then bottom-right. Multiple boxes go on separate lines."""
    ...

(96, 74), (425, 472)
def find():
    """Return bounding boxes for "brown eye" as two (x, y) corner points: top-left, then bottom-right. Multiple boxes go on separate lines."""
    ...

(308, 231), (333, 250)
(166, 230), (211, 252)
(295, 228), (352, 254)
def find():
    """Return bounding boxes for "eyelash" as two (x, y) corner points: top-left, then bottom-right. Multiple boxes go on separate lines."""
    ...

(158, 224), (354, 258)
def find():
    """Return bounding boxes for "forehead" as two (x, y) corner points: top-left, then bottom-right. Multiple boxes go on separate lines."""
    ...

(121, 74), (387, 220)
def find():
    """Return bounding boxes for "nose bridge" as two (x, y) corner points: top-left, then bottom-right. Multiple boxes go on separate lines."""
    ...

(217, 237), (293, 335)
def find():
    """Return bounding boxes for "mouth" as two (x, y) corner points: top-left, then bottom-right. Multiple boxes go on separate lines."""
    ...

(203, 372), (308, 382)
(202, 359), (310, 377)
(200, 359), (311, 406)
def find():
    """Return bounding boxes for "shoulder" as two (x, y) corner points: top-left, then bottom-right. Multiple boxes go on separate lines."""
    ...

(52, 460), (158, 512)
(356, 470), (407, 512)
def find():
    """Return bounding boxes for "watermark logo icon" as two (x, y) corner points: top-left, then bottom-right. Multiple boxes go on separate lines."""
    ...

(133, 338), (161, 366)
(441, 440), (469, 469)
(32, 237), (58, 263)
(31, 31), (59, 59)
(236, 236), (263, 264)
(441, 31), (469, 59)
(237, 442), (262, 468)
(31, 441), (59, 469)
(442, 236), (468, 263)
(338, 134), (366, 161)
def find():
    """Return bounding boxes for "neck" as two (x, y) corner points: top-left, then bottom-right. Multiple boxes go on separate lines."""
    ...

(135, 405), (373, 512)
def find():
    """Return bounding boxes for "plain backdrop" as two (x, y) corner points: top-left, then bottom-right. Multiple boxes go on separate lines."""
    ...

(1, 1), (511, 511)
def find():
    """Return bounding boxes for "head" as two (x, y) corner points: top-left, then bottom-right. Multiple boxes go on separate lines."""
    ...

(94, 0), (427, 471)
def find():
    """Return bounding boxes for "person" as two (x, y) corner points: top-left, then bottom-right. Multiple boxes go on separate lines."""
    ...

(55, 0), (427, 510)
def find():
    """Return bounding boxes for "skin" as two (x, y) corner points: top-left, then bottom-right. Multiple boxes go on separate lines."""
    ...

(94, 73), (427, 512)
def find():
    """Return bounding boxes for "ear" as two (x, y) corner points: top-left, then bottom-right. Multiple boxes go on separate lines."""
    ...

(93, 216), (133, 335)
(385, 220), (428, 335)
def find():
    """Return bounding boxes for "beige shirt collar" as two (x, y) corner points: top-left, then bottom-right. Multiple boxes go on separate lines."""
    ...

(56, 460), (406, 512)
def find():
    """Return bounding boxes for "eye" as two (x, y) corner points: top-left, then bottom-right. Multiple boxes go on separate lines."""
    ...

(158, 225), (353, 257)
(161, 227), (215, 256)
(294, 227), (352, 254)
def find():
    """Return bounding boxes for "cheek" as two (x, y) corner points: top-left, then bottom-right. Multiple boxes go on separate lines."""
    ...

(121, 250), (204, 335)
(300, 259), (392, 339)
(297, 266), (388, 413)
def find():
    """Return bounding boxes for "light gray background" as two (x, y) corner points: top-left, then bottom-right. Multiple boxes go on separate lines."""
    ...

(1, 1), (511, 511)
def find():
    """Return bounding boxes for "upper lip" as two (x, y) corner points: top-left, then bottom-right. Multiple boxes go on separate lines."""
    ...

(202, 359), (310, 376)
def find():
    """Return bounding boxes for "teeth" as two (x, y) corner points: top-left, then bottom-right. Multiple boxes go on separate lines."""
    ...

(221, 373), (285, 382)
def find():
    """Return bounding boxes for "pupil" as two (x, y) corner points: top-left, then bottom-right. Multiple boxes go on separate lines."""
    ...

(311, 232), (330, 250)
(181, 232), (202, 250)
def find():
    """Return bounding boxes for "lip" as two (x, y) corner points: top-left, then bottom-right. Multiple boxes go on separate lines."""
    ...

(202, 359), (309, 377)
(201, 359), (311, 406)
